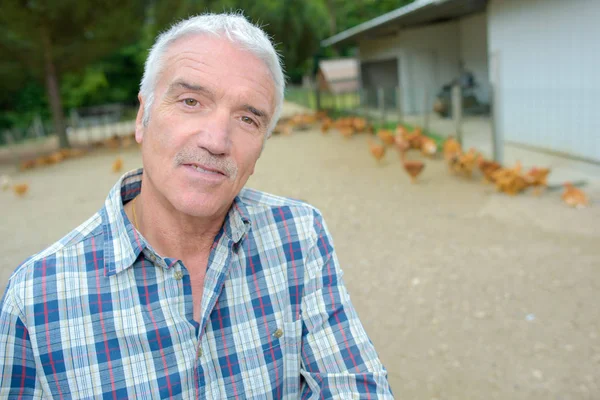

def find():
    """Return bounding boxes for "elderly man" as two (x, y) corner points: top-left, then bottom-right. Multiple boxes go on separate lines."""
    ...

(0, 13), (393, 399)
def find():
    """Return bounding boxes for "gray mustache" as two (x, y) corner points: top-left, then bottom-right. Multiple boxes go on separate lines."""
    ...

(174, 149), (238, 179)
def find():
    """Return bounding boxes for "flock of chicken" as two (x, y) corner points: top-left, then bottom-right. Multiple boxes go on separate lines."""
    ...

(2, 134), (132, 197)
(3, 115), (591, 208)
(275, 111), (590, 208)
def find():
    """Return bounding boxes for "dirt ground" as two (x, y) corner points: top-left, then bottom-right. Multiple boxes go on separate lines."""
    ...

(1, 103), (599, 399)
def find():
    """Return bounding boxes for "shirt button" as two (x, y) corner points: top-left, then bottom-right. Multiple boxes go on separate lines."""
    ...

(197, 348), (203, 357)
(274, 328), (284, 338)
(174, 271), (183, 280)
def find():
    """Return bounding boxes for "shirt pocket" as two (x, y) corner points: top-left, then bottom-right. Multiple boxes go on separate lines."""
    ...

(281, 318), (303, 399)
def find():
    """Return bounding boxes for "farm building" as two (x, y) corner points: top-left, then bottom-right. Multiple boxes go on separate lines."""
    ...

(322, 0), (600, 164)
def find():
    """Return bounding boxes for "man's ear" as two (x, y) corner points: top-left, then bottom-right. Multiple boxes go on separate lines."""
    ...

(135, 93), (145, 143)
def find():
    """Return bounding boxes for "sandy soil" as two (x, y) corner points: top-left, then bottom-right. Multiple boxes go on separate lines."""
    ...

(1, 103), (599, 399)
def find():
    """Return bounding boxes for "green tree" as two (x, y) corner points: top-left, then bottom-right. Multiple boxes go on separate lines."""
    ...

(0, 0), (146, 148)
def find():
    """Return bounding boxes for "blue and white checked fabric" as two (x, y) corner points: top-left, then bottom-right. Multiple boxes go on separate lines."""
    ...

(0, 168), (393, 399)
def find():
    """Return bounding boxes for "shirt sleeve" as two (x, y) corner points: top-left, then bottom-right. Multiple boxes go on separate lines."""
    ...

(0, 284), (44, 399)
(299, 212), (394, 399)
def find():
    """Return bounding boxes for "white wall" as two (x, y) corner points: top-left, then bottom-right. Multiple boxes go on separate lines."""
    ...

(358, 18), (491, 114)
(459, 12), (490, 103)
(488, 0), (600, 162)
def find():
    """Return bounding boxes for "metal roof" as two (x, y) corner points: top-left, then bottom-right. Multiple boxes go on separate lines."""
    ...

(321, 0), (487, 47)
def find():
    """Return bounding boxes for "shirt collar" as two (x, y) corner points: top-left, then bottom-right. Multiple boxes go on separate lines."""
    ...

(101, 168), (252, 277)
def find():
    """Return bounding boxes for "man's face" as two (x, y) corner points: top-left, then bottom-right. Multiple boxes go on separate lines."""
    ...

(135, 34), (275, 219)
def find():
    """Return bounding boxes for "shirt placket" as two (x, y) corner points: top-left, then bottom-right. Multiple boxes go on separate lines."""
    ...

(192, 238), (237, 398)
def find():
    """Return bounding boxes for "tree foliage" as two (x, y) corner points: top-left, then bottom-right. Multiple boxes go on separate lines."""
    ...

(0, 0), (147, 146)
(0, 0), (415, 142)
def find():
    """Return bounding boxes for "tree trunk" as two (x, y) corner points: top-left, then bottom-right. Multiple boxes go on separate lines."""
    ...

(40, 25), (70, 148)
(325, 0), (337, 36)
(325, 0), (339, 57)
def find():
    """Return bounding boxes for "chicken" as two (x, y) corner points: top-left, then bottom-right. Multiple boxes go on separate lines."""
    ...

(524, 167), (551, 195)
(395, 124), (408, 138)
(64, 148), (87, 158)
(452, 148), (479, 177)
(272, 120), (288, 135)
(377, 129), (395, 146)
(491, 162), (528, 196)
(1, 175), (11, 191)
(112, 157), (124, 173)
(561, 183), (589, 208)
(443, 137), (462, 163)
(13, 183), (29, 197)
(282, 124), (293, 136)
(420, 137), (437, 157)
(121, 135), (135, 148)
(34, 155), (52, 167)
(339, 126), (354, 139)
(315, 110), (328, 121)
(289, 113), (314, 131)
(47, 151), (65, 164)
(104, 135), (121, 150)
(402, 160), (425, 184)
(19, 159), (36, 171)
(478, 156), (502, 183)
(405, 127), (424, 150)
(352, 117), (367, 133)
(333, 117), (354, 130)
(368, 139), (386, 162)
(394, 135), (410, 156)
(320, 118), (332, 134)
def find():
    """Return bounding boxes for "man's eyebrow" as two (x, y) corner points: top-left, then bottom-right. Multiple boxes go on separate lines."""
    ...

(166, 80), (214, 97)
(244, 104), (269, 126)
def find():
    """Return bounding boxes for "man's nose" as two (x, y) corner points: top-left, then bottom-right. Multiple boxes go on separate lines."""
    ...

(197, 109), (232, 155)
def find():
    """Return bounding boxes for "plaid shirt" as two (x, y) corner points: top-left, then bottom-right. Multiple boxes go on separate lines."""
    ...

(0, 169), (393, 399)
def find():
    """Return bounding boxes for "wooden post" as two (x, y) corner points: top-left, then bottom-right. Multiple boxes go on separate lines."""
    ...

(452, 84), (463, 145)
(490, 84), (504, 163)
(422, 86), (430, 132)
(377, 88), (385, 125)
(396, 86), (403, 125)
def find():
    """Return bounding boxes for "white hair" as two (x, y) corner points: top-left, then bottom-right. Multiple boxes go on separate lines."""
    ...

(139, 12), (285, 137)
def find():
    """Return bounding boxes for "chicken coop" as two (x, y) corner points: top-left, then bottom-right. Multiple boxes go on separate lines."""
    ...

(322, 0), (600, 164)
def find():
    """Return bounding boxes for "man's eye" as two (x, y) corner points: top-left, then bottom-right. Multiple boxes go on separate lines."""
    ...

(183, 98), (198, 106)
(241, 116), (256, 126)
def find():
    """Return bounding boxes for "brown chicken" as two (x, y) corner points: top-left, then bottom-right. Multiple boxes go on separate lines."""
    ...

(368, 139), (386, 162)
(561, 183), (589, 208)
(13, 183), (29, 197)
(352, 117), (367, 133)
(112, 157), (124, 173)
(121, 136), (135, 148)
(492, 162), (527, 195)
(65, 148), (88, 158)
(315, 110), (328, 121)
(452, 148), (479, 177)
(443, 137), (462, 170)
(524, 167), (551, 195)
(404, 127), (424, 150)
(377, 129), (395, 146)
(47, 151), (65, 164)
(339, 126), (354, 139)
(420, 137), (437, 157)
(402, 160), (425, 184)
(395, 124), (408, 138)
(34, 155), (53, 167)
(321, 118), (332, 134)
(394, 135), (410, 156)
(478, 156), (502, 183)
(282, 124), (293, 136)
(333, 117), (354, 130)
(19, 159), (36, 171)
(104, 135), (121, 150)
